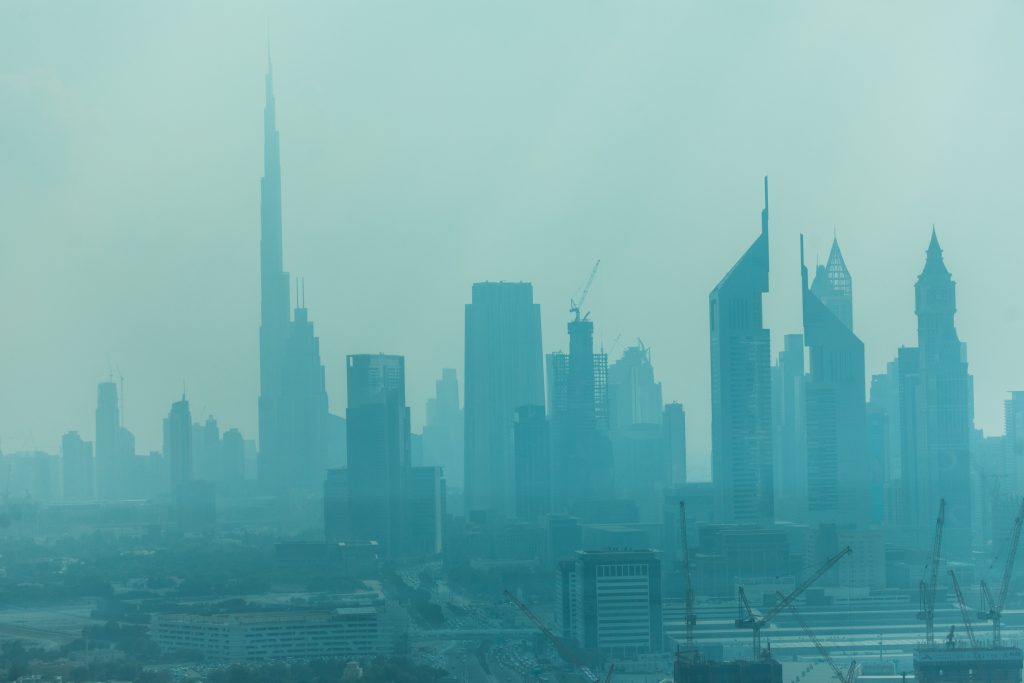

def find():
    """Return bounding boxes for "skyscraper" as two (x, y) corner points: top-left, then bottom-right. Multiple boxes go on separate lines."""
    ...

(771, 333), (806, 522)
(709, 178), (774, 524)
(662, 402), (687, 485)
(94, 381), (121, 500)
(167, 395), (193, 491)
(254, 56), (332, 498)
(801, 236), (871, 525)
(810, 238), (853, 330)
(464, 282), (544, 518)
(899, 230), (973, 558)
(256, 52), (292, 496)
(346, 354), (410, 557)
(258, 53), (290, 471)
(513, 404), (551, 521)
(61, 431), (94, 501)
(550, 315), (614, 509)
(276, 301), (331, 494)
(422, 369), (464, 490)
(607, 343), (663, 431)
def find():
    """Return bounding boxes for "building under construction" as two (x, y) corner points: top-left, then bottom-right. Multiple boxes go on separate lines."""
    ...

(913, 499), (1024, 683)
(914, 644), (1022, 683)
(673, 502), (852, 683)
(674, 654), (782, 683)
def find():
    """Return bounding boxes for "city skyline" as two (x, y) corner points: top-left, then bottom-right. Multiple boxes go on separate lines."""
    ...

(4, 3), (1024, 471)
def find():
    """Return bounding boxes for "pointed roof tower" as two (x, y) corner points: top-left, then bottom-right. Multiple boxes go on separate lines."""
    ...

(921, 226), (951, 278)
(825, 237), (852, 296)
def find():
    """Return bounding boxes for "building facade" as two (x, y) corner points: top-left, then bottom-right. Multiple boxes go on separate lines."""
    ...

(464, 282), (544, 518)
(709, 178), (774, 524)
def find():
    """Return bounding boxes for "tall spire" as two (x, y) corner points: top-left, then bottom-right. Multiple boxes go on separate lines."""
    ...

(761, 176), (769, 235)
(258, 50), (292, 474)
(922, 225), (950, 278)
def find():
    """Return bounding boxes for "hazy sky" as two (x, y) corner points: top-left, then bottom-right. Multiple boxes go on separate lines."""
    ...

(3, 2), (1023, 477)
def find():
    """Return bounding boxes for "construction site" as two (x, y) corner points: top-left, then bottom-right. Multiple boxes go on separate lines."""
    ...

(497, 499), (1024, 683)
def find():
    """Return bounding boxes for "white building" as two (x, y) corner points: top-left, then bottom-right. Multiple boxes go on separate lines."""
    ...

(152, 602), (403, 662)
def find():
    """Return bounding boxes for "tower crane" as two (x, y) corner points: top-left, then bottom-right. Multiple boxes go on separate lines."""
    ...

(736, 546), (852, 658)
(503, 590), (599, 683)
(782, 593), (859, 683)
(978, 497), (1024, 645)
(679, 501), (698, 658)
(949, 569), (978, 648)
(570, 260), (601, 322)
(917, 499), (946, 646)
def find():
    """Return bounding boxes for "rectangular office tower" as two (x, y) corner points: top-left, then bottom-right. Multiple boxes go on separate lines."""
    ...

(346, 354), (410, 558)
(557, 549), (663, 658)
(464, 282), (544, 519)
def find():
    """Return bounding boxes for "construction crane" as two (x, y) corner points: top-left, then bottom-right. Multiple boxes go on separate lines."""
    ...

(978, 497), (1024, 646)
(949, 569), (978, 648)
(570, 260), (601, 322)
(736, 546), (852, 658)
(781, 593), (859, 683)
(679, 501), (697, 657)
(917, 498), (946, 646)
(503, 590), (599, 683)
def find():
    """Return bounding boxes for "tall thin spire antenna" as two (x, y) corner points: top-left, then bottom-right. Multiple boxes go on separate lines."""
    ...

(800, 234), (808, 291)
(761, 176), (769, 235)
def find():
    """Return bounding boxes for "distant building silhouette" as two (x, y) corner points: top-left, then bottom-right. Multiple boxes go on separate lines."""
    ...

(346, 354), (409, 557)
(801, 236), (872, 525)
(550, 313), (613, 510)
(772, 333), (806, 522)
(512, 404), (551, 521)
(607, 343), (663, 431)
(662, 402), (687, 485)
(94, 381), (121, 500)
(868, 358), (901, 523)
(277, 301), (331, 494)
(422, 368), (464, 490)
(220, 427), (246, 486)
(810, 238), (853, 330)
(709, 178), (774, 524)
(167, 395), (193, 490)
(464, 282), (544, 519)
(345, 354), (443, 558)
(257, 53), (292, 497)
(60, 431), (94, 501)
(899, 230), (973, 558)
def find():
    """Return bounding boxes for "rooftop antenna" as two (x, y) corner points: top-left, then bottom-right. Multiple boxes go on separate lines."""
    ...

(115, 364), (124, 427)
(760, 176), (769, 235)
